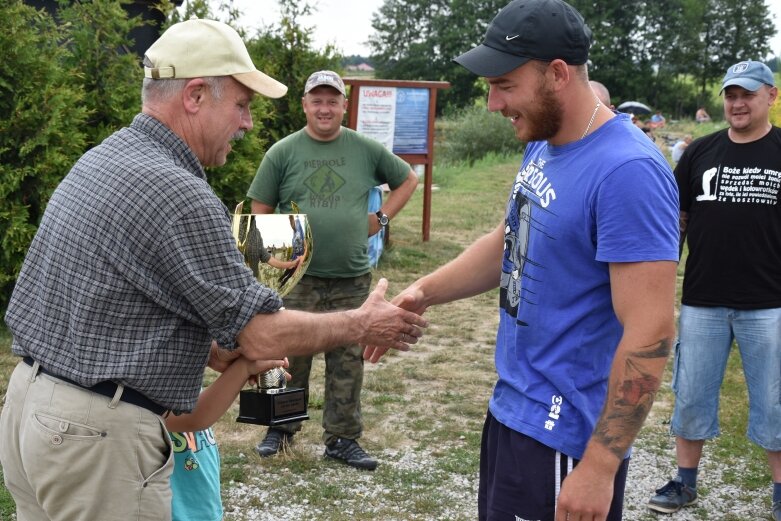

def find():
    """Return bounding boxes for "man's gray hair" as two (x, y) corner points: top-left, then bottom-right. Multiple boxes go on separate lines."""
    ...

(141, 56), (229, 104)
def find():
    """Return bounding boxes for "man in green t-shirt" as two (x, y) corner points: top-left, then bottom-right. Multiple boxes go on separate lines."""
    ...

(247, 70), (418, 470)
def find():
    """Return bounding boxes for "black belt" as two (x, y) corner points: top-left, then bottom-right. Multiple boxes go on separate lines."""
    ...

(23, 357), (167, 416)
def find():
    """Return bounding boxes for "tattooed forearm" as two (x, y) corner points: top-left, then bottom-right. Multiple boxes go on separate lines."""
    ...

(592, 337), (673, 460)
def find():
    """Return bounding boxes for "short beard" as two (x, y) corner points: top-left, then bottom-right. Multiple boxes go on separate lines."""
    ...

(522, 82), (563, 142)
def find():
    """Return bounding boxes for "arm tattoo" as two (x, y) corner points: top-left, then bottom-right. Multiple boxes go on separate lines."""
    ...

(592, 337), (672, 459)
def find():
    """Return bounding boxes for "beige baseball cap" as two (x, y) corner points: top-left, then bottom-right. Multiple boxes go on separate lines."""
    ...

(144, 19), (287, 99)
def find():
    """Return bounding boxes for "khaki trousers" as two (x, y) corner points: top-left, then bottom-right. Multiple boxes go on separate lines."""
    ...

(0, 361), (173, 521)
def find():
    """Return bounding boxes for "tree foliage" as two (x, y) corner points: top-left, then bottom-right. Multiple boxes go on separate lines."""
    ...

(57, 0), (145, 144)
(369, 0), (776, 116)
(569, 0), (775, 116)
(0, 0), (338, 315)
(1, 2), (92, 314)
(368, 0), (507, 110)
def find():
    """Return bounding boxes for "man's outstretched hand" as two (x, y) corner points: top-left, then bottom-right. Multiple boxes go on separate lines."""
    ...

(352, 278), (427, 356)
(363, 282), (428, 363)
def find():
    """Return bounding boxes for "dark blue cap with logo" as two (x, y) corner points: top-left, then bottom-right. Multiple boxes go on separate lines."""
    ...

(454, 0), (592, 77)
(721, 60), (775, 93)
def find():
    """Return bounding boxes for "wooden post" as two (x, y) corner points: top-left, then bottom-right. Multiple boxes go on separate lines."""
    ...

(343, 78), (449, 241)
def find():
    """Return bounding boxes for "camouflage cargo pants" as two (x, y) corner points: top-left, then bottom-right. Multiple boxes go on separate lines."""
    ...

(275, 273), (372, 444)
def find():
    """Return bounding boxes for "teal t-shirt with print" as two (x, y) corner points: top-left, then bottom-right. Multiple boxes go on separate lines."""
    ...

(170, 428), (222, 521)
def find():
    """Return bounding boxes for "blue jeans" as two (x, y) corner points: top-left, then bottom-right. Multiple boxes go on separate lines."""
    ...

(671, 305), (781, 451)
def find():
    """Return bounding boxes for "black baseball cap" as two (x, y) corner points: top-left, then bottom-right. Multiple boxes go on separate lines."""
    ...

(455, 0), (592, 77)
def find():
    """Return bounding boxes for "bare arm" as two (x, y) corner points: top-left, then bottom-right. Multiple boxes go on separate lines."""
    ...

(266, 255), (300, 270)
(164, 356), (288, 432)
(237, 278), (428, 361)
(250, 200), (274, 214)
(678, 210), (689, 258)
(368, 171), (418, 236)
(364, 221), (505, 362)
(403, 221), (504, 309)
(555, 260), (676, 520)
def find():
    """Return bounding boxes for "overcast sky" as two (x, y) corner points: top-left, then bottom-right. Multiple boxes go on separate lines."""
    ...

(769, 0), (781, 57)
(220, 0), (781, 59)
(222, 0), (384, 57)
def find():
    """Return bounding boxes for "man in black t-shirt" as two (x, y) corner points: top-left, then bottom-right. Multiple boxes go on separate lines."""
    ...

(648, 60), (781, 520)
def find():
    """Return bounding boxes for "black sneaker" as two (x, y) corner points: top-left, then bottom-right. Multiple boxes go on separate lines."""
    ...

(648, 478), (697, 513)
(255, 429), (292, 457)
(773, 500), (781, 521)
(324, 438), (378, 470)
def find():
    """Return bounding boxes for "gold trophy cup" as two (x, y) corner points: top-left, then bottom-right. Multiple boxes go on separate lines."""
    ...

(232, 202), (313, 426)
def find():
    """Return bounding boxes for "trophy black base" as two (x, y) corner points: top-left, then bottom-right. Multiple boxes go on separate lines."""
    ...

(236, 388), (309, 426)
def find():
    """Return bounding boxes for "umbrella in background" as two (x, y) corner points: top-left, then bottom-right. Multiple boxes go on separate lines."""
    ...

(617, 101), (652, 115)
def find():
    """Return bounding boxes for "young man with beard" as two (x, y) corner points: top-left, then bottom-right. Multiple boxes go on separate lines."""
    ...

(648, 60), (781, 520)
(364, 1), (679, 519)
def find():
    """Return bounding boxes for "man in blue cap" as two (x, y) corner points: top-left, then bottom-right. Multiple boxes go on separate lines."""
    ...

(648, 60), (781, 520)
(365, 1), (680, 519)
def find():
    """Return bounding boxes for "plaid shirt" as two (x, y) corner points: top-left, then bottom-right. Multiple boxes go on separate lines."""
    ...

(5, 114), (282, 412)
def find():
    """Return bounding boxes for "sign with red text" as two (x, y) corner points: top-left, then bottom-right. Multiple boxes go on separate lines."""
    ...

(356, 86), (429, 154)
(356, 86), (396, 149)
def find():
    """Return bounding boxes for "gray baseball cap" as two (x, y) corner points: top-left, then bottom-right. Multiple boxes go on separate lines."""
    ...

(721, 60), (775, 93)
(303, 70), (346, 96)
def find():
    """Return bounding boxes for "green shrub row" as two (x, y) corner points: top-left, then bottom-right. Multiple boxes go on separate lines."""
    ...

(436, 104), (525, 166)
(0, 0), (340, 316)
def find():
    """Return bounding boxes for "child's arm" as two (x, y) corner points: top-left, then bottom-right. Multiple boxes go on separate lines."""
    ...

(165, 356), (289, 432)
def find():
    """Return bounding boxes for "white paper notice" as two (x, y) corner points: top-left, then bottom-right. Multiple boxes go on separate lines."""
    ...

(356, 86), (397, 150)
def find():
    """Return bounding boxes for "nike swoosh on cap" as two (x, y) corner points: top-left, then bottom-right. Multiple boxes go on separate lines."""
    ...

(505, 34), (520, 40)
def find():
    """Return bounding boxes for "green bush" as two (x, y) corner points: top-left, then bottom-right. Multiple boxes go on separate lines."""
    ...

(57, 0), (145, 145)
(0, 2), (90, 314)
(437, 104), (524, 166)
(0, 0), (342, 316)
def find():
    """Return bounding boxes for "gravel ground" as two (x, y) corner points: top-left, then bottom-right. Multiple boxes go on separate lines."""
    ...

(624, 442), (772, 520)
(223, 446), (479, 521)
(222, 436), (774, 520)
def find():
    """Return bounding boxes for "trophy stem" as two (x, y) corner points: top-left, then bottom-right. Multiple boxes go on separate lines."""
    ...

(257, 366), (287, 391)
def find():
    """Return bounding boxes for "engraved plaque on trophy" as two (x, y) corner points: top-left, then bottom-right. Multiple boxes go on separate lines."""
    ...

(232, 202), (312, 426)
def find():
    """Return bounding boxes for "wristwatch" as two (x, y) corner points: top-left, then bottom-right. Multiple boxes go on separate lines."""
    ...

(375, 210), (389, 227)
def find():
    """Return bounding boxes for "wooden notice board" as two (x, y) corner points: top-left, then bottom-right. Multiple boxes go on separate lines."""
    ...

(343, 78), (449, 241)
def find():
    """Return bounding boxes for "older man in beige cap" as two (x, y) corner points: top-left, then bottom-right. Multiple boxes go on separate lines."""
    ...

(0, 19), (426, 521)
